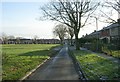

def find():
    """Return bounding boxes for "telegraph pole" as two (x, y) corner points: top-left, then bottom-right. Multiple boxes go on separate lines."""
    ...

(95, 17), (99, 51)
(118, 0), (120, 18)
(91, 16), (99, 51)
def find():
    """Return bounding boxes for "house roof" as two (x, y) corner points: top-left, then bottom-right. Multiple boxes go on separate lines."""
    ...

(102, 23), (119, 30)
(89, 30), (101, 35)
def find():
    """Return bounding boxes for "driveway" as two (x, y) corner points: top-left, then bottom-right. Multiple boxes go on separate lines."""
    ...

(25, 44), (79, 80)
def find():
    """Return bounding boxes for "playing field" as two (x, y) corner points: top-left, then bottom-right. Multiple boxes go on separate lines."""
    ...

(2, 44), (59, 80)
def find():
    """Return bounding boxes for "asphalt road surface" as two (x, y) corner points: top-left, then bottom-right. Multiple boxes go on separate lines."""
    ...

(25, 45), (79, 80)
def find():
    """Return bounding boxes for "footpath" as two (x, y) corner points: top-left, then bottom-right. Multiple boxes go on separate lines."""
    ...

(25, 45), (79, 80)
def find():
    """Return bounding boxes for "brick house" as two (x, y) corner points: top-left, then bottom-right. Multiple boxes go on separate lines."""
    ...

(83, 18), (120, 45)
(2, 39), (60, 44)
(7, 39), (32, 44)
(37, 39), (60, 44)
(100, 27), (111, 43)
(100, 22), (120, 44)
(83, 30), (100, 40)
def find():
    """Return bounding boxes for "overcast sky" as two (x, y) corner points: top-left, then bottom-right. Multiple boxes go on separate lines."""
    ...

(0, 0), (118, 39)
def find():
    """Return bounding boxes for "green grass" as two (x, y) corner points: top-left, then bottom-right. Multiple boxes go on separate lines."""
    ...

(111, 50), (120, 58)
(74, 50), (120, 80)
(104, 50), (120, 58)
(2, 44), (60, 80)
(102, 46), (120, 58)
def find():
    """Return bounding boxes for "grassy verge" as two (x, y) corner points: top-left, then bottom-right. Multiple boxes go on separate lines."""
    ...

(102, 49), (120, 58)
(74, 50), (120, 80)
(111, 50), (120, 58)
(2, 44), (60, 80)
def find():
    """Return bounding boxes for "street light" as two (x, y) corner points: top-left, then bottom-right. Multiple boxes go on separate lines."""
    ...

(90, 16), (98, 31)
(90, 16), (99, 51)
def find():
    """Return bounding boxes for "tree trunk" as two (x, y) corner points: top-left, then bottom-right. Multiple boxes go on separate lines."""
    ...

(70, 37), (72, 46)
(60, 39), (62, 45)
(60, 38), (64, 45)
(75, 33), (80, 50)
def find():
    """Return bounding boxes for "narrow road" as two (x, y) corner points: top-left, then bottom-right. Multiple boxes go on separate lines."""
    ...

(25, 45), (79, 80)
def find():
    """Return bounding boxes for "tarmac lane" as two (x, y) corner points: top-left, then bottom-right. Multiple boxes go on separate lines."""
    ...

(25, 45), (79, 80)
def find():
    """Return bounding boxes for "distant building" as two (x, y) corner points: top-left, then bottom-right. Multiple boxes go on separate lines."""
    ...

(1, 39), (60, 44)
(0, 39), (2, 44)
(7, 39), (32, 44)
(37, 39), (60, 44)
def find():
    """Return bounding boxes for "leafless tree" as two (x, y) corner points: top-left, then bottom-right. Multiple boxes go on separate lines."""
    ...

(41, 0), (99, 50)
(33, 35), (39, 44)
(66, 27), (74, 45)
(16, 37), (21, 44)
(106, 0), (120, 14)
(100, 0), (120, 23)
(33, 35), (39, 40)
(1, 33), (8, 44)
(53, 24), (67, 44)
(8, 35), (15, 39)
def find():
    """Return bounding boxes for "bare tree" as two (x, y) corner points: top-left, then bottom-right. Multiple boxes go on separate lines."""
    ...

(100, 0), (120, 23)
(41, 0), (99, 50)
(33, 35), (39, 44)
(53, 24), (67, 44)
(1, 33), (8, 44)
(66, 27), (74, 45)
(16, 37), (21, 44)
(33, 35), (39, 40)
(8, 35), (15, 39)
(106, 0), (120, 14)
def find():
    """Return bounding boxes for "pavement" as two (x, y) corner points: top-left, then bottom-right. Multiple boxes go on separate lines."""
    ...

(25, 44), (79, 80)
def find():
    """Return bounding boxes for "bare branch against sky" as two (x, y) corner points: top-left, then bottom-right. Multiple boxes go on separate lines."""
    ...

(1, 0), (118, 39)
(41, 0), (100, 50)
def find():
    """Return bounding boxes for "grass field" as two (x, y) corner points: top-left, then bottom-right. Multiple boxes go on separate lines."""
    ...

(74, 50), (120, 80)
(2, 44), (60, 80)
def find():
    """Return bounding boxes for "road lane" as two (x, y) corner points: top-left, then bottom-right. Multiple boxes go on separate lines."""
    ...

(25, 45), (79, 80)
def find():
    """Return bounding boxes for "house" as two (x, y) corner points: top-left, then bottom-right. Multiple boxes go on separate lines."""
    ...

(20, 39), (33, 44)
(37, 39), (60, 44)
(100, 27), (111, 43)
(100, 22), (120, 44)
(8, 39), (16, 44)
(2, 39), (60, 44)
(109, 23), (120, 45)
(83, 30), (100, 39)
(7, 39), (33, 44)
(83, 18), (120, 44)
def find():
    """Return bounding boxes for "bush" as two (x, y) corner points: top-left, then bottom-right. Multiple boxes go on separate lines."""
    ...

(83, 41), (103, 52)
(81, 38), (120, 58)
(102, 44), (120, 58)
(107, 44), (119, 50)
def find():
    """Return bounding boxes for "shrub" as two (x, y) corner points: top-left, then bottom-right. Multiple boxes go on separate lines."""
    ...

(102, 44), (120, 58)
(83, 41), (103, 52)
